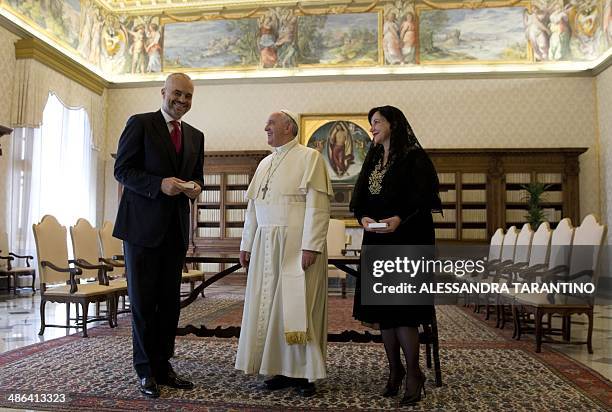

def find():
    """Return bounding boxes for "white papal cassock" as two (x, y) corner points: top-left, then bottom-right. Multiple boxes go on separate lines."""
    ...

(235, 137), (333, 382)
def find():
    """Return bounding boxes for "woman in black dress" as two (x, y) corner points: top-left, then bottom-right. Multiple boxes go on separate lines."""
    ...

(350, 106), (441, 405)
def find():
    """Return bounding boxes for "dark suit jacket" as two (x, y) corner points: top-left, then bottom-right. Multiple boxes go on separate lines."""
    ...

(113, 110), (204, 249)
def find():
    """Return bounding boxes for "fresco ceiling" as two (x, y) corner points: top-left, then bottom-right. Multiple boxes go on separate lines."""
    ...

(0, 0), (610, 84)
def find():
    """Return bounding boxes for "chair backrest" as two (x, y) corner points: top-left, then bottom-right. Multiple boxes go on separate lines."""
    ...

(547, 218), (574, 270)
(99, 221), (123, 260)
(327, 219), (346, 256)
(500, 226), (519, 262)
(514, 223), (534, 264)
(528, 221), (552, 267)
(568, 214), (607, 284)
(0, 232), (8, 269)
(488, 228), (504, 261)
(70, 218), (100, 279)
(32, 215), (70, 285)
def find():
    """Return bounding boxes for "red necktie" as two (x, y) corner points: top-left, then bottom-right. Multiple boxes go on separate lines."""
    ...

(169, 120), (182, 153)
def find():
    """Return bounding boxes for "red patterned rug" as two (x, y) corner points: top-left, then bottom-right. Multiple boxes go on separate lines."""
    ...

(0, 293), (609, 411)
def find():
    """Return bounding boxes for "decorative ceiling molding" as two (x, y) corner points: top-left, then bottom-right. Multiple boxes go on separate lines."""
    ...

(96, 0), (377, 14)
(0, 0), (610, 85)
(14, 38), (108, 95)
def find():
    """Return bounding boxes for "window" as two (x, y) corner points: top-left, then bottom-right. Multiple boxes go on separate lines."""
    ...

(10, 93), (96, 256)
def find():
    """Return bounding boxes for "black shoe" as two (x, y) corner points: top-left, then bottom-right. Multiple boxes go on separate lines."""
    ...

(382, 367), (406, 397)
(297, 381), (316, 397)
(139, 376), (160, 398)
(399, 375), (426, 406)
(264, 375), (295, 390)
(157, 369), (194, 390)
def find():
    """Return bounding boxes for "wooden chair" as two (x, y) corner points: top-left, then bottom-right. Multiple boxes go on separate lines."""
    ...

(98, 221), (125, 268)
(488, 223), (534, 324)
(461, 228), (504, 306)
(327, 219), (348, 298)
(0, 232), (36, 294)
(70, 218), (128, 324)
(469, 226), (519, 314)
(98, 221), (129, 309)
(497, 222), (552, 331)
(420, 306), (442, 387)
(515, 215), (606, 353)
(510, 218), (574, 343)
(33, 215), (118, 337)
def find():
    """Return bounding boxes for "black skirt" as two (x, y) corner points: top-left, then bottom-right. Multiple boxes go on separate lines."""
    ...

(352, 210), (435, 329)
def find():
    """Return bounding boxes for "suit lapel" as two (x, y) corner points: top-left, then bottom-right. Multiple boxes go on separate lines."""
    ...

(152, 110), (179, 172)
(179, 122), (194, 177)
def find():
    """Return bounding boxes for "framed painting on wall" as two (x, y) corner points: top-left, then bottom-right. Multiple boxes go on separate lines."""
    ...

(299, 113), (373, 223)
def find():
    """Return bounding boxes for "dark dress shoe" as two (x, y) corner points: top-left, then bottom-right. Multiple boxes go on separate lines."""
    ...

(139, 377), (160, 398)
(158, 369), (194, 390)
(297, 381), (316, 397)
(264, 375), (295, 390)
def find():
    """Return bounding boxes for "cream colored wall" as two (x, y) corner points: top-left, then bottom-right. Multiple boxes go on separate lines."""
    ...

(596, 65), (612, 244)
(104, 76), (601, 224)
(0, 25), (19, 237)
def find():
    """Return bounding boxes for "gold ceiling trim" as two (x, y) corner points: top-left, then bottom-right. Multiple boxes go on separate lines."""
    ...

(14, 38), (107, 95)
(163, 7), (263, 22)
(297, 1), (379, 15)
(420, 0), (522, 9)
(95, 0), (382, 14)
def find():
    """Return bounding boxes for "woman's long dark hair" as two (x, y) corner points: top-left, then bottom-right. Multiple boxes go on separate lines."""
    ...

(350, 106), (440, 215)
(358, 106), (422, 174)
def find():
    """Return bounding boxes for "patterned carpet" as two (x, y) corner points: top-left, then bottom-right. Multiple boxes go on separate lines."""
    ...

(0, 294), (609, 411)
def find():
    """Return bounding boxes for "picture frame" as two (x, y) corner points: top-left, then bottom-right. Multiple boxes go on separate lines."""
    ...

(299, 113), (373, 224)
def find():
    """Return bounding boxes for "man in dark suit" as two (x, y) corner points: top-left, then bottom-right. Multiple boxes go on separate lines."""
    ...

(113, 73), (204, 398)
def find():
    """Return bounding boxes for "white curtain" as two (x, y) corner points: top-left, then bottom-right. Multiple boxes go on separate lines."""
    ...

(9, 128), (38, 256)
(9, 93), (97, 258)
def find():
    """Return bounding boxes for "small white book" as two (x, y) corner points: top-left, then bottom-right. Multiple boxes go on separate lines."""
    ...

(368, 222), (388, 229)
(178, 181), (196, 190)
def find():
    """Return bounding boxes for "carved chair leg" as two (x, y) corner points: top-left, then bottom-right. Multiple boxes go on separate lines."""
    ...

(107, 297), (114, 328)
(587, 311), (594, 354)
(422, 325), (432, 369)
(81, 302), (89, 338)
(65, 302), (70, 328)
(31, 273), (36, 293)
(432, 318), (442, 387)
(513, 305), (520, 340)
(38, 299), (47, 335)
(494, 304), (499, 327)
(564, 315), (572, 341)
(114, 295), (119, 326)
(535, 309), (543, 353)
(341, 278), (347, 298)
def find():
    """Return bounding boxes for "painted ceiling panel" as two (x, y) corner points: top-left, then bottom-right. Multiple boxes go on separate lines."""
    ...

(0, 0), (610, 83)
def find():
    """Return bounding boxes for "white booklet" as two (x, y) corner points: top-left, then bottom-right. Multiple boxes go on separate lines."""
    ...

(368, 222), (388, 229)
(178, 181), (196, 190)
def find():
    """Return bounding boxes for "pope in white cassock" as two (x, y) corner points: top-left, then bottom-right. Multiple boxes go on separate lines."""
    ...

(235, 110), (333, 397)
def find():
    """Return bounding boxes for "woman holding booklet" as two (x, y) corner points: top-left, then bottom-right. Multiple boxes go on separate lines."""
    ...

(350, 105), (441, 405)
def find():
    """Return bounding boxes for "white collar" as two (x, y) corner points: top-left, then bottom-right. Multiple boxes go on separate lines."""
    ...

(161, 108), (181, 125)
(273, 137), (298, 154)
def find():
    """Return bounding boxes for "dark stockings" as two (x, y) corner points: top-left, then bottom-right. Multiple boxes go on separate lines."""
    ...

(381, 326), (423, 395)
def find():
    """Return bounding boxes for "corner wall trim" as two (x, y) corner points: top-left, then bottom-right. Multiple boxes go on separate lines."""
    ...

(14, 38), (107, 95)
